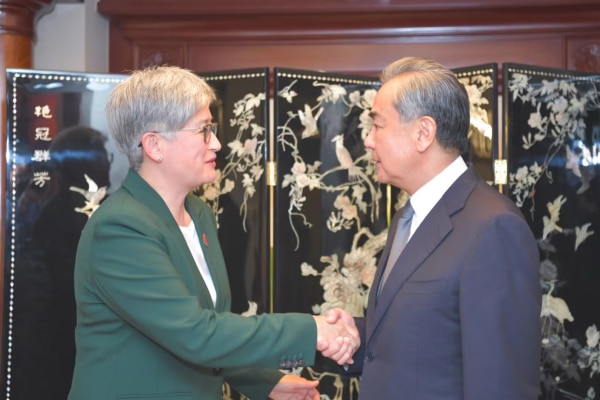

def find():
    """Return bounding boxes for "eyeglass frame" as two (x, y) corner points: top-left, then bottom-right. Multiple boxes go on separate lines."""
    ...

(176, 123), (218, 144)
(139, 123), (218, 147)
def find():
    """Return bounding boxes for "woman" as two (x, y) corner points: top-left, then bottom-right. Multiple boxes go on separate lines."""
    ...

(68, 66), (358, 400)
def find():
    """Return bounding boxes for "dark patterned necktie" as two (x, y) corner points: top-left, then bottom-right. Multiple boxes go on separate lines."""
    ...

(379, 202), (414, 293)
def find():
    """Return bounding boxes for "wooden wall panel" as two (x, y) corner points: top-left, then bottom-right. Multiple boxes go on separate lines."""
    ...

(184, 37), (566, 76)
(98, 0), (600, 74)
(98, 0), (600, 76)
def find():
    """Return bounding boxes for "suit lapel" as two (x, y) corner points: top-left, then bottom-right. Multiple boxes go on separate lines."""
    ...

(368, 204), (453, 338)
(366, 167), (479, 340)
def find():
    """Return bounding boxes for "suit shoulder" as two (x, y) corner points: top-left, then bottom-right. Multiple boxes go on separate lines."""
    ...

(89, 188), (140, 219)
(464, 183), (527, 227)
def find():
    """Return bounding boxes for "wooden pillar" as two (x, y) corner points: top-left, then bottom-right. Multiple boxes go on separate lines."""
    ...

(0, 0), (55, 374)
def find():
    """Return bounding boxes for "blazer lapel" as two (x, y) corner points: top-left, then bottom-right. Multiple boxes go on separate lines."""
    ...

(187, 198), (231, 312)
(122, 169), (221, 310)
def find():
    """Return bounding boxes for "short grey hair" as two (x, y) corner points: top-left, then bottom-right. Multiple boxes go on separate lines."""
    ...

(106, 65), (216, 170)
(381, 57), (470, 154)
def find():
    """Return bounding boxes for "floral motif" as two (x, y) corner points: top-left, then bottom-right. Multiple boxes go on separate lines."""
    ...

(274, 75), (383, 399)
(278, 80), (381, 251)
(276, 77), (384, 318)
(301, 228), (387, 318)
(538, 195), (597, 399)
(507, 66), (600, 399)
(458, 73), (494, 141)
(197, 92), (266, 229)
(456, 68), (496, 184)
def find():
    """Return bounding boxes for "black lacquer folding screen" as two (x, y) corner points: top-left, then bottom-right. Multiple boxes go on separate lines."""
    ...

(272, 68), (386, 315)
(1, 67), (272, 400)
(504, 63), (600, 399)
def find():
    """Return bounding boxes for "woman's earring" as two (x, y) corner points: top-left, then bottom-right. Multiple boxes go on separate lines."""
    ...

(157, 155), (163, 162)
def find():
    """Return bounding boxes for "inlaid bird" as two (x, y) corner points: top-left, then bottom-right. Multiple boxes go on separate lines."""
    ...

(69, 173), (107, 217)
(541, 280), (574, 325)
(298, 104), (323, 139)
(332, 134), (361, 181)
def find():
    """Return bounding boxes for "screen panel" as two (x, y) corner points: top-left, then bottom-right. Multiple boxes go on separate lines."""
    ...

(272, 67), (385, 399)
(504, 63), (600, 399)
(2, 68), (128, 400)
(199, 68), (271, 315)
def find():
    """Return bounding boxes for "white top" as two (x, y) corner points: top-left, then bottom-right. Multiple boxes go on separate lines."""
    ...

(179, 220), (217, 306)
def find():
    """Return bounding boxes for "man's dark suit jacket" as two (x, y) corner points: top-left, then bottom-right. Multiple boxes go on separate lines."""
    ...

(348, 167), (541, 399)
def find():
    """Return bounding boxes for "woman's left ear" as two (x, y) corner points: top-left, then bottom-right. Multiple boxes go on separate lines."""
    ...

(140, 132), (164, 163)
(415, 116), (436, 151)
(139, 132), (155, 151)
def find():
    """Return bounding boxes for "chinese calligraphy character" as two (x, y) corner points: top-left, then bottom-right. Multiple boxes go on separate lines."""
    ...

(35, 127), (52, 141)
(34, 105), (53, 118)
(31, 150), (51, 162)
(32, 171), (51, 187)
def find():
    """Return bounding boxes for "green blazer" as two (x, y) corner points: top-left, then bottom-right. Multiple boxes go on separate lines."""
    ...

(68, 169), (316, 400)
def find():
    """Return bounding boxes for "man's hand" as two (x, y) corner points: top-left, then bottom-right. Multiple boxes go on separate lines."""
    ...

(268, 374), (319, 400)
(313, 308), (360, 365)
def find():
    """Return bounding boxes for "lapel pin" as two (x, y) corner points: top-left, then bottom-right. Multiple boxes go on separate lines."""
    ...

(202, 233), (209, 246)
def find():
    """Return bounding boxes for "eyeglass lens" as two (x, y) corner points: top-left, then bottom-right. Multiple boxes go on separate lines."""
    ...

(203, 123), (217, 143)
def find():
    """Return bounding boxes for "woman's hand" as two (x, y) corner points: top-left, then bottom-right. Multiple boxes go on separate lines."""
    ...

(268, 373), (320, 400)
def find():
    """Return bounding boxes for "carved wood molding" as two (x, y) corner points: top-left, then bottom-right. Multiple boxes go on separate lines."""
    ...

(137, 45), (185, 69)
(100, 5), (600, 44)
(569, 37), (600, 73)
(0, 0), (55, 38)
(97, 0), (600, 17)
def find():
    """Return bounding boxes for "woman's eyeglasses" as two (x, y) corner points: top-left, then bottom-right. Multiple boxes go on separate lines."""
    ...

(140, 123), (218, 147)
(178, 123), (218, 144)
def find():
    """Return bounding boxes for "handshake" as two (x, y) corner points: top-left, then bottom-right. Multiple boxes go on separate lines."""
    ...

(312, 308), (359, 366)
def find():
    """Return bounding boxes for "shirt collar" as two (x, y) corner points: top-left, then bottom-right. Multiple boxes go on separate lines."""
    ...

(410, 156), (467, 221)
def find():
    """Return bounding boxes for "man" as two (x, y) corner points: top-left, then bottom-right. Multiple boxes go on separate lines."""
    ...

(335, 57), (541, 399)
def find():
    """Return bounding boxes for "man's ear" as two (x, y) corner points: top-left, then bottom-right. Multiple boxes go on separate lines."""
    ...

(415, 116), (436, 152)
